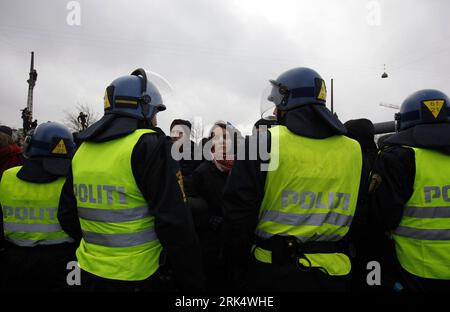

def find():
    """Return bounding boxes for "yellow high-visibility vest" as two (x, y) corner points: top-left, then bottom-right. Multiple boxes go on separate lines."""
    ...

(72, 129), (162, 281)
(393, 147), (450, 279)
(0, 166), (73, 246)
(255, 125), (362, 276)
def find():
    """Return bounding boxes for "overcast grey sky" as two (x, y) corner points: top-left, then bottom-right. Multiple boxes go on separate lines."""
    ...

(1, 0), (449, 134)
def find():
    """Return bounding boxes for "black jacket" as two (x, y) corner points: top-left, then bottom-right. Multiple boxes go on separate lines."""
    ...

(344, 118), (378, 175)
(175, 140), (203, 196)
(57, 121), (205, 291)
(191, 161), (229, 219)
(370, 146), (416, 233)
(179, 140), (203, 177)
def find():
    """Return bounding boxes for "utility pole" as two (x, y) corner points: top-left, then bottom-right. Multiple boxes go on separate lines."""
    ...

(330, 78), (334, 114)
(26, 51), (38, 120)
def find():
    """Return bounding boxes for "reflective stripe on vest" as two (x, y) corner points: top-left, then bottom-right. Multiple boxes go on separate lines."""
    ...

(7, 237), (74, 247)
(78, 205), (150, 222)
(392, 147), (450, 279)
(0, 166), (74, 247)
(72, 129), (162, 281)
(4, 222), (63, 232)
(82, 228), (157, 247)
(402, 206), (450, 218)
(395, 226), (450, 240)
(255, 229), (345, 242)
(260, 210), (354, 228)
(255, 126), (362, 276)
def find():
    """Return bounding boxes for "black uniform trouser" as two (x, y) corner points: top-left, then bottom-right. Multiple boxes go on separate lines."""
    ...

(396, 269), (450, 292)
(382, 242), (450, 292)
(0, 242), (77, 292)
(387, 245), (450, 292)
(245, 256), (350, 292)
(78, 266), (177, 292)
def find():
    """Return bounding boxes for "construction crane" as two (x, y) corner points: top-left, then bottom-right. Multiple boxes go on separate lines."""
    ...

(379, 102), (399, 110)
(374, 102), (399, 135)
(26, 51), (38, 120)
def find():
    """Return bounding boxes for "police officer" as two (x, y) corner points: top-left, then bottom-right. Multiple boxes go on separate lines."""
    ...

(0, 122), (77, 291)
(370, 89), (450, 292)
(57, 69), (204, 292)
(223, 67), (369, 291)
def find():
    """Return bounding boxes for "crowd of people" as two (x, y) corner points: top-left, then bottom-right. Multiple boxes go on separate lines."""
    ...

(0, 66), (449, 292)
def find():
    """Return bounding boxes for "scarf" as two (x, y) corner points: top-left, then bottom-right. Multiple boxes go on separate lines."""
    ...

(212, 152), (235, 172)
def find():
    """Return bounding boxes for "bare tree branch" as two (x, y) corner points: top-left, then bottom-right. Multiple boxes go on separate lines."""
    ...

(63, 102), (100, 132)
(190, 117), (204, 144)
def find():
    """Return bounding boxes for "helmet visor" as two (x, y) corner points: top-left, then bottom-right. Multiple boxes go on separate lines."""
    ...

(145, 70), (172, 112)
(260, 84), (277, 120)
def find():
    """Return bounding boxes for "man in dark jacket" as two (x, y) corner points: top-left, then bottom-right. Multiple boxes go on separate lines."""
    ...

(169, 119), (202, 193)
(344, 118), (381, 291)
(344, 118), (378, 173)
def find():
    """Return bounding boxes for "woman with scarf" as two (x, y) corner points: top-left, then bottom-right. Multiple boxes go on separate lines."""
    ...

(191, 121), (241, 291)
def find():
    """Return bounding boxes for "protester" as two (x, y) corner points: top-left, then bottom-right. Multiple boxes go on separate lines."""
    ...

(170, 119), (202, 192)
(191, 120), (242, 291)
(344, 118), (384, 291)
(0, 126), (24, 178)
(344, 118), (378, 172)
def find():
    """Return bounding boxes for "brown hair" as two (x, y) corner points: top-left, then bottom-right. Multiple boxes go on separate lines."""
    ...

(208, 121), (227, 140)
(0, 132), (13, 148)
